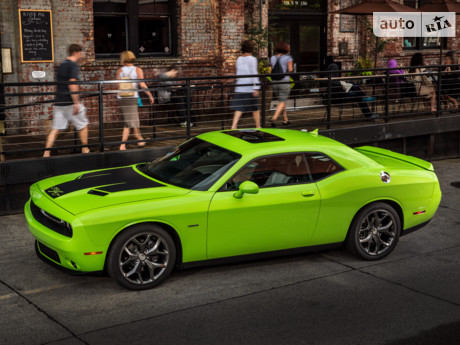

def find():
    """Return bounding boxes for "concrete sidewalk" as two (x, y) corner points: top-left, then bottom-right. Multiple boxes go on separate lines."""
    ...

(0, 159), (459, 345)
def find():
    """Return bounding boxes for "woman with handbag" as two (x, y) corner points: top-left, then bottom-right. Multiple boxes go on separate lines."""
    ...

(117, 50), (154, 151)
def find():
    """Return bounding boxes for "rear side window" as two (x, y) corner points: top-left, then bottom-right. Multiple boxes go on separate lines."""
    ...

(305, 153), (343, 181)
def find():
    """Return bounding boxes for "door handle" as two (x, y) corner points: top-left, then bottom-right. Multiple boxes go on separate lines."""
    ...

(301, 191), (315, 197)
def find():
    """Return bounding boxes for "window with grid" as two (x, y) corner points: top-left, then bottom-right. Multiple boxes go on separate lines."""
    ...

(402, 0), (445, 50)
(93, 0), (175, 58)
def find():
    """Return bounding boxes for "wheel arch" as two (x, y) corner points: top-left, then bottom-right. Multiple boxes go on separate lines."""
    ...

(348, 199), (404, 234)
(104, 221), (183, 271)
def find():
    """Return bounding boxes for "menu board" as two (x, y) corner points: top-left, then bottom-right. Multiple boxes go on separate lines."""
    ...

(19, 9), (54, 62)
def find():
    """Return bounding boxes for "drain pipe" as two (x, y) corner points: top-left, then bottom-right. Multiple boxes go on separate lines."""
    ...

(0, 32), (5, 137)
(260, 0), (263, 29)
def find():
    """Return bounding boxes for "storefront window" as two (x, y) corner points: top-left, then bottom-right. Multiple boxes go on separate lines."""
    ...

(403, 0), (442, 50)
(93, 0), (174, 58)
(269, 0), (324, 11)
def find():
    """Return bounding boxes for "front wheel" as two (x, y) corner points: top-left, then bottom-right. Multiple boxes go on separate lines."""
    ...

(107, 224), (176, 290)
(346, 203), (401, 260)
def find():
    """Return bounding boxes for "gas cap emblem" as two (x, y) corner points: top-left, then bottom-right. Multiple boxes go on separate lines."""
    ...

(380, 171), (391, 184)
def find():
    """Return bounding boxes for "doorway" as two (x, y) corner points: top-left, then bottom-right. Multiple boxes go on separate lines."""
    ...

(269, 17), (326, 73)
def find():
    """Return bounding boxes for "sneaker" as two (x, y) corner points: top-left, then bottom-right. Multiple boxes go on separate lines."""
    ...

(369, 113), (384, 123)
(180, 122), (194, 128)
(363, 96), (376, 102)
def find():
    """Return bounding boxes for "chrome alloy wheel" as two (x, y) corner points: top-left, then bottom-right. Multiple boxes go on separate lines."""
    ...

(118, 232), (170, 285)
(358, 209), (397, 256)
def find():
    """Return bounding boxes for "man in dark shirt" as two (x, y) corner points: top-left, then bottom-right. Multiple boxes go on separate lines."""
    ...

(43, 44), (89, 157)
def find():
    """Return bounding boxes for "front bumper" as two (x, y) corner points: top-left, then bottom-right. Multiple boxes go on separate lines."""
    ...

(25, 199), (107, 272)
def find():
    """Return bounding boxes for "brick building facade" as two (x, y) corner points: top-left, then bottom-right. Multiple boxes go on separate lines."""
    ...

(0, 0), (459, 135)
(1, 0), (459, 83)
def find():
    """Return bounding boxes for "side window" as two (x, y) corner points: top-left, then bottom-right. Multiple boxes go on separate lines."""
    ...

(305, 153), (343, 181)
(226, 153), (311, 190)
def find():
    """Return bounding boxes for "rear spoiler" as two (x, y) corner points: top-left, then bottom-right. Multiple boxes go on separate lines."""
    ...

(355, 146), (434, 171)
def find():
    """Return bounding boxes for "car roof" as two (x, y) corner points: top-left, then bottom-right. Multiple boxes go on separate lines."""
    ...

(197, 129), (346, 156)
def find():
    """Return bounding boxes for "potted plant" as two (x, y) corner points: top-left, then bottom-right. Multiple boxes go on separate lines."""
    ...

(245, 19), (273, 116)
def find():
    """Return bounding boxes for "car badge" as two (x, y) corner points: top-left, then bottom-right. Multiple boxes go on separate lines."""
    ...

(380, 171), (391, 184)
(47, 186), (64, 197)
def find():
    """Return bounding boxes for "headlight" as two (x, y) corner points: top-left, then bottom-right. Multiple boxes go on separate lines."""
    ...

(30, 201), (73, 237)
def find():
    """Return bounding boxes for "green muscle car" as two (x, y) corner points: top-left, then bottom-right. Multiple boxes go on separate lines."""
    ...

(25, 129), (441, 290)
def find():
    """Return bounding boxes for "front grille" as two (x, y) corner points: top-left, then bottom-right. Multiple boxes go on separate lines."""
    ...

(37, 242), (61, 264)
(30, 201), (73, 237)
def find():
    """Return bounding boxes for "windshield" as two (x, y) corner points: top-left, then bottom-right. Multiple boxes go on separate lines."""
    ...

(145, 138), (241, 191)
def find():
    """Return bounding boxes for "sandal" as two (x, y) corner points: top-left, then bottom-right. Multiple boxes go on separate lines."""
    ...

(137, 137), (150, 147)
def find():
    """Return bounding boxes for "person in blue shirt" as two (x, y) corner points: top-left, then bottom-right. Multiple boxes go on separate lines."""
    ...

(269, 42), (293, 126)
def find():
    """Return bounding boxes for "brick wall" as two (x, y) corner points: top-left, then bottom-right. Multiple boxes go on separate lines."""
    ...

(2, 0), (459, 134)
(327, 1), (358, 70)
(1, 0), (248, 134)
(219, 0), (246, 75)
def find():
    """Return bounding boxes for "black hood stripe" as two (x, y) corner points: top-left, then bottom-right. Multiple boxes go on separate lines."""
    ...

(45, 167), (164, 198)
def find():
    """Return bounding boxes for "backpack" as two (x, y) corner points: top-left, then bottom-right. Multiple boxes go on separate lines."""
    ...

(271, 57), (285, 81)
(118, 67), (136, 97)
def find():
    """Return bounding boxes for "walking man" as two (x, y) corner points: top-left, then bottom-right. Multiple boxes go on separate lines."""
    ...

(43, 44), (89, 157)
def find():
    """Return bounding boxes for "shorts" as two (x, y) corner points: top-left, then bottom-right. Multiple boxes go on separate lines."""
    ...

(52, 104), (88, 131)
(231, 93), (259, 112)
(272, 82), (291, 103)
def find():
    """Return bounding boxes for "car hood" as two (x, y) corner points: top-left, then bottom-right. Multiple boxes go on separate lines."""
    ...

(36, 165), (190, 215)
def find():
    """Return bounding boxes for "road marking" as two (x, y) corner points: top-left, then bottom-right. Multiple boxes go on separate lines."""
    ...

(0, 293), (16, 300)
(0, 283), (73, 300)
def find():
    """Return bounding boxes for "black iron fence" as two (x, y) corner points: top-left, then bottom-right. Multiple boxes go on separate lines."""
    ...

(1, 64), (459, 160)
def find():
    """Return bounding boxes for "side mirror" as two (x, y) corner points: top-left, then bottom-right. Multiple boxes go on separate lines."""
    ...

(233, 181), (259, 199)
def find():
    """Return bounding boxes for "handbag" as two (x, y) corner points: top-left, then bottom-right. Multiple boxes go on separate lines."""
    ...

(118, 67), (136, 97)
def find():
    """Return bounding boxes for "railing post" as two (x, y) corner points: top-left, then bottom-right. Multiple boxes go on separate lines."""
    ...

(220, 83), (225, 130)
(437, 65), (442, 118)
(327, 73), (332, 130)
(98, 82), (104, 152)
(261, 75), (266, 128)
(186, 79), (191, 139)
(385, 68), (390, 123)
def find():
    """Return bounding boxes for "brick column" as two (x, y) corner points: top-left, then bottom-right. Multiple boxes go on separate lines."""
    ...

(218, 0), (245, 75)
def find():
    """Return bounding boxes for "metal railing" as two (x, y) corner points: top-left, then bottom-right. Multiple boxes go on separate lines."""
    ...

(1, 64), (459, 160)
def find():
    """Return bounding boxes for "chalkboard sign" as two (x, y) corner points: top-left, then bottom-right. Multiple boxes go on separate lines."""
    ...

(19, 9), (54, 63)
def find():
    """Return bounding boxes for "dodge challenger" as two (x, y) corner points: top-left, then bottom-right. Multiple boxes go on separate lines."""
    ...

(25, 129), (441, 290)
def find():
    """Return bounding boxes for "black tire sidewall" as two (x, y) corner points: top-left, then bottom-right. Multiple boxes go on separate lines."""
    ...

(107, 224), (176, 290)
(347, 202), (401, 261)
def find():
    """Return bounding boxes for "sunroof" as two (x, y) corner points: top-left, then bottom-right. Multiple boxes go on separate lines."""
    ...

(223, 130), (285, 143)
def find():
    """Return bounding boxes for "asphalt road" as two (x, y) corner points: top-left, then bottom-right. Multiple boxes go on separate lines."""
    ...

(1, 159), (459, 345)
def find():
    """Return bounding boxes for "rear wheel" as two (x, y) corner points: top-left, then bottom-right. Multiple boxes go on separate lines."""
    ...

(107, 224), (176, 290)
(346, 203), (401, 260)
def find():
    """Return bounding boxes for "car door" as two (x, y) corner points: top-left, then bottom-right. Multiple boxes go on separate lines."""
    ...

(207, 153), (321, 259)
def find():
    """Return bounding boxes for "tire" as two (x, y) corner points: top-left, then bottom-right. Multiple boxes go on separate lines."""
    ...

(107, 224), (176, 290)
(346, 202), (401, 261)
